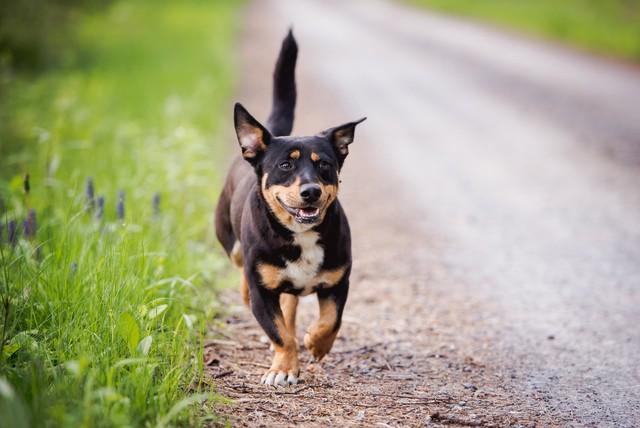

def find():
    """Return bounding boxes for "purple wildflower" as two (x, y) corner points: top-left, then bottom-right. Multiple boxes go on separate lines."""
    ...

(96, 196), (105, 220)
(86, 177), (95, 211)
(8, 220), (17, 246)
(23, 209), (37, 239)
(152, 192), (160, 216)
(117, 191), (125, 220)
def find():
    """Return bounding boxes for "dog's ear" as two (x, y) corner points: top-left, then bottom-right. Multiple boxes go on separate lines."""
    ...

(320, 117), (366, 166)
(234, 103), (271, 163)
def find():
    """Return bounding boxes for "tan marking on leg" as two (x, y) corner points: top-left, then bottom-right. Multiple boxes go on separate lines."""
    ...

(280, 293), (299, 339)
(230, 242), (249, 305)
(310, 152), (320, 162)
(257, 263), (283, 290)
(304, 298), (339, 361)
(289, 150), (300, 159)
(262, 315), (300, 385)
(315, 265), (347, 288)
(230, 241), (243, 268)
(272, 316), (299, 371)
(240, 274), (250, 306)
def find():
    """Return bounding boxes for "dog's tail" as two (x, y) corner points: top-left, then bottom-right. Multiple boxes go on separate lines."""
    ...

(266, 29), (298, 137)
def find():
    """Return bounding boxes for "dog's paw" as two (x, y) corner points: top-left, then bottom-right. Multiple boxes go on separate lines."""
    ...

(261, 369), (299, 386)
(304, 331), (336, 361)
(261, 346), (299, 386)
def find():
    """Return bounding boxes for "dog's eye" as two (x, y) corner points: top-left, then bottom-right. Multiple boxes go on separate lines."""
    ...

(279, 161), (293, 170)
(318, 160), (331, 170)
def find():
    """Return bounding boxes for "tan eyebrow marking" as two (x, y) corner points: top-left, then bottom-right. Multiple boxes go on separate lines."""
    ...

(289, 150), (300, 159)
(310, 152), (320, 162)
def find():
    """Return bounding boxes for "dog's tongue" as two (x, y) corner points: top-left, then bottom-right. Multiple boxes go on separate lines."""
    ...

(298, 207), (319, 218)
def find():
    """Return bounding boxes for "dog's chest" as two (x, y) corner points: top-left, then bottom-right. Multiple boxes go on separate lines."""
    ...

(282, 231), (324, 294)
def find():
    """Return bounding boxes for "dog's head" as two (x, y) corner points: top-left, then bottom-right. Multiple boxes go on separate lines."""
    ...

(234, 103), (365, 232)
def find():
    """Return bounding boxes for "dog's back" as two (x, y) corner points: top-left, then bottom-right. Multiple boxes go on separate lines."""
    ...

(214, 31), (298, 255)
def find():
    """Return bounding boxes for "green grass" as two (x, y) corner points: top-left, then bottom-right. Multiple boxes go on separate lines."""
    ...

(408, 0), (640, 61)
(0, 0), (240, 426)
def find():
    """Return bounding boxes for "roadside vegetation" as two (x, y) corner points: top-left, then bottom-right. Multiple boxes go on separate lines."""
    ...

(0, 0), (239, 426)
(409, 0), (640, 62)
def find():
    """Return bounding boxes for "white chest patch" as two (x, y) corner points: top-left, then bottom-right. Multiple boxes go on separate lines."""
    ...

(282, 231), (324, 295)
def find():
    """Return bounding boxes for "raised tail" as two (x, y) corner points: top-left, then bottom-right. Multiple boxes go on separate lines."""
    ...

(266, 29), (298, 137)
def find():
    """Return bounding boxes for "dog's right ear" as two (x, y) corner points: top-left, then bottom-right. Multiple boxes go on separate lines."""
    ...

(234, 103), (271, 163)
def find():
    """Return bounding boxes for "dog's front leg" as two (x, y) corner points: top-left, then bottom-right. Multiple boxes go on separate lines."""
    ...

(248, 280), (299, 386)
(304, 279), (349, 361)
(280, 293), (299, 346)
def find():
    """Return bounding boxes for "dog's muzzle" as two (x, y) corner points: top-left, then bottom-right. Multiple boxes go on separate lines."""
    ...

(277, 197), (321, 224)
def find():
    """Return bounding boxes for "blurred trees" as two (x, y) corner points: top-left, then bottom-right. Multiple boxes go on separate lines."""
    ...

(0, 0), (111, 71)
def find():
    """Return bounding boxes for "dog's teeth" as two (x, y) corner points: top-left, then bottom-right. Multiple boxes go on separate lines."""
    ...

(298, 208), (319, 218)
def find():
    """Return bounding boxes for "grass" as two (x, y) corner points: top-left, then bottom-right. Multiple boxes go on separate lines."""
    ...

(0, 0), (240, 426)
(408, 0), (640, 62)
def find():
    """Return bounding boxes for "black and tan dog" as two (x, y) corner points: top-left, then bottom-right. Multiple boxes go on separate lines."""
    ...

(215, 30), (365, 386)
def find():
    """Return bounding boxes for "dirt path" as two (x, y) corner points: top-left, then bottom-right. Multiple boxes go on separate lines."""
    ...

(206, 0), (640, 426)
(206, 161), (540, 427)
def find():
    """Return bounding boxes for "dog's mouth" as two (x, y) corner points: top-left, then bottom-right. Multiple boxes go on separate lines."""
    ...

(277, 197), (321, 224)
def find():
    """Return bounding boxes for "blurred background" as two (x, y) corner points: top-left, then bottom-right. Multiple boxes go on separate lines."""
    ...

(1, 0), (639, 426)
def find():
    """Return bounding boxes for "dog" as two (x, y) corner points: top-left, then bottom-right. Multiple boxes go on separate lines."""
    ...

(215, 30), (365, 386)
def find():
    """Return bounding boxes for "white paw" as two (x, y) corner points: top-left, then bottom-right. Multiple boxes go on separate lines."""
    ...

(261, 370), (299, 386)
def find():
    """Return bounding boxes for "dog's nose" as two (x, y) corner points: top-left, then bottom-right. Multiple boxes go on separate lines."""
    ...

(300, 183), (321, 203)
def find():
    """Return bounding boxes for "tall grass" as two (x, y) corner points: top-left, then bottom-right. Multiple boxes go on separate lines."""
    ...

(409, 0), (640, 62)
(0, 0), (239, 426)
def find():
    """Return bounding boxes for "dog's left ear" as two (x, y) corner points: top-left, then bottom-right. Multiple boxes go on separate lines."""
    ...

(320, 117), (366, 166)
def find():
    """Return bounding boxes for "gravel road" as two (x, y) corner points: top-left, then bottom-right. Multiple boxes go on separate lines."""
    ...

(207, 1), (640, 426)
